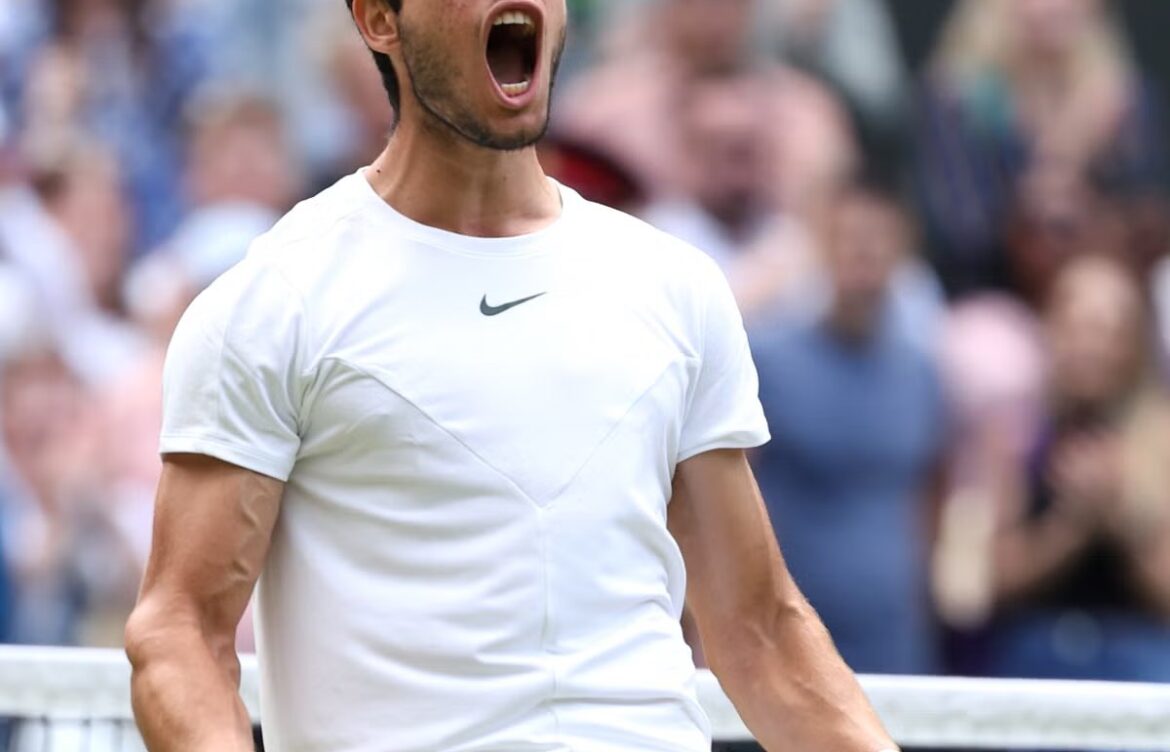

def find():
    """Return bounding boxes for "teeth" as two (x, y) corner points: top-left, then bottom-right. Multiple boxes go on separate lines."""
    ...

(500, 80), (531, 97)
(492, 10), (536, 33)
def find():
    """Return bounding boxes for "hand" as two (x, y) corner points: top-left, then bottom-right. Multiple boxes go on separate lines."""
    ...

(1047, 431), (1123, 528)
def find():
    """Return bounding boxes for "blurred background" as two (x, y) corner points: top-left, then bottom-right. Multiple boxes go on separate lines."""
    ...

(3, 0), (1170, 705)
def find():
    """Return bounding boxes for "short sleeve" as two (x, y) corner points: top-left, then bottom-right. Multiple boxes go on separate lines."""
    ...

(159, 259), (308, 481)
(678, 262), (771, 461)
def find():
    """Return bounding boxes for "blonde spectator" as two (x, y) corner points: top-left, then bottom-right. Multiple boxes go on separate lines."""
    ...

(935, 0), (1136, 168)
(917, 0), (1167, 299)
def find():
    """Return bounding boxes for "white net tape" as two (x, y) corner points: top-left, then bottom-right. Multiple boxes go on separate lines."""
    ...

(4, 646), (1170, 750)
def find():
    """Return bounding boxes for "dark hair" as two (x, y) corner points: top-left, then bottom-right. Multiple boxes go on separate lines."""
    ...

(345, 0), (403, 117)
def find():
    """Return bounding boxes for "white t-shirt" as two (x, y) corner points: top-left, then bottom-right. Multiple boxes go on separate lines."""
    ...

(160, 171), (770, 752)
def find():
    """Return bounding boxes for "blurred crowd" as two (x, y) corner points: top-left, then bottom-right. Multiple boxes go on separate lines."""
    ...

(3, 0), (1170, 693)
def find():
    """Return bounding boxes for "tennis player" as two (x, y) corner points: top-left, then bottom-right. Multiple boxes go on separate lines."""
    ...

(126, 1), (899, 750)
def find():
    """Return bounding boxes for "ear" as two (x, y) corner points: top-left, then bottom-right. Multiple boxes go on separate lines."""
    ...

(351, 0), (401, 55)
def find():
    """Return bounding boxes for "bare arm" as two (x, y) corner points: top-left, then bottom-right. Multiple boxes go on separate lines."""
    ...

(125, 454), (283, 751)
(669, 448), (895, 751)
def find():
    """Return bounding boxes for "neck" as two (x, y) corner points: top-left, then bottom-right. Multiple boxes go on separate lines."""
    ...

(365, 111), (560, 238)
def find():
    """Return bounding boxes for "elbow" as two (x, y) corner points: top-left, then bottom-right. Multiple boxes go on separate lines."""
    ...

(124, 599), (177, 675)
(125, 597), (238, 682)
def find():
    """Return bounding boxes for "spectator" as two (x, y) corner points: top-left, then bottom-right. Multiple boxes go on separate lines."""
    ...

(126, 88), (294, 336)
(31, 143), (132, 317)
(1004, 163), (1134, 306)
(556, 0), (856, 220)
(0, 143), (142, 386)
(0, 247), (144, 645)
(918, 0), (1167, 298)
(932, 296), (1048, 634)
(750, 175), (948, 675)
(642, 72), (788, 269)
(640, 69), (830, 324)
(0, 339), (138, 646)
(19, 0), (214, 250)
(985, 254), (1170, 682)
(184, 89), (298, 216)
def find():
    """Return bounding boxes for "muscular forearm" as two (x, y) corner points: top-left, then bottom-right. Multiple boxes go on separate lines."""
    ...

(709, 598), (895, 752)
(127, 615), (253, 751)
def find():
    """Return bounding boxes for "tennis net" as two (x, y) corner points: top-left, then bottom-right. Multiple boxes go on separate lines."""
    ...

(3, 645), (1169, 750)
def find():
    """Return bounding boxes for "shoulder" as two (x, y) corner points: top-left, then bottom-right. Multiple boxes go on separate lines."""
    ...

(569, 195), (738, 355)
(573, 194), (727, 290)
(175, 252), (306, 365)
(211, 172), (403, 305)
(176, 179), (367, 355)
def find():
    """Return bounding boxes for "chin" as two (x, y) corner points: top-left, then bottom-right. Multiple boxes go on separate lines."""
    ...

(483, 110), (551, 150)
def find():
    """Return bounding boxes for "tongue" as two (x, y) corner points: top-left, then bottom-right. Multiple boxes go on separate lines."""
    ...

(487, 30), (528, 85)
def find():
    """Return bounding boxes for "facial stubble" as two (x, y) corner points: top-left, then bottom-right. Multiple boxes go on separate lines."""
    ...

(399, 18), (566, 151)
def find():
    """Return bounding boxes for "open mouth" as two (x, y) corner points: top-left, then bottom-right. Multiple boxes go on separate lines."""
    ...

(486, 9), (538, 99)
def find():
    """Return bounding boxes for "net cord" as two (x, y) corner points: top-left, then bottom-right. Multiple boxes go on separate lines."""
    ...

(3, 647), (1169, 750)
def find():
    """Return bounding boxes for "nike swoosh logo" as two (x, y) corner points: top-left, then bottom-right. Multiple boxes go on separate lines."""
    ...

(480, 293), (547, 317)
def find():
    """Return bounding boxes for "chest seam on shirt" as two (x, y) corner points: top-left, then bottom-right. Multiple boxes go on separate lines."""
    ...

(539, 360), (678, 511)
(319, 355), (544, 509)
(316, 355), (680, 511)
